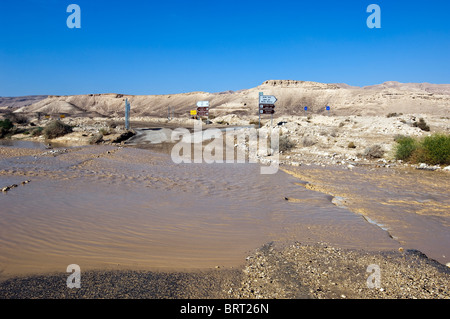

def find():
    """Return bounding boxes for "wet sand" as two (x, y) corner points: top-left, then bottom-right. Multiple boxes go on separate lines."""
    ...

(0, 139), (449, 299)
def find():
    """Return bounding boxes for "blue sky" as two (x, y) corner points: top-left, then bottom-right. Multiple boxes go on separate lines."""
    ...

(0, 0), (449, 96)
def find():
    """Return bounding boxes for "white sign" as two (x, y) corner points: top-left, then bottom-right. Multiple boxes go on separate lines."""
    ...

(197, 101), (210, 107)
(259, 95), (277, 104)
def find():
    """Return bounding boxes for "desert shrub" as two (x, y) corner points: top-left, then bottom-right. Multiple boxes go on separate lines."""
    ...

(0, 118), (14, 131)
(249, 120), (259, 126)
(302, 136), (317, 147)
(108, 121), (118, 129)
(42, 120), (73, 139)
(89, 133), (104, 145)
(0, 119), (14, 138)
(347, 142), (356, 149)
(420, 134), (450, 165)
(412, 118), (430, 131)
(31, 127), (44, 137)
(6, 112), (29, 124)
(363, 144), (384, 159)
(99, 128), (111, 136)
(387, 112), (402, 118)
(394, 136), (418, 161)
(278, 135), (296, 152)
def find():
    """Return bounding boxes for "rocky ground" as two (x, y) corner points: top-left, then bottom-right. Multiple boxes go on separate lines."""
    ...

(6, 113), (450, 173)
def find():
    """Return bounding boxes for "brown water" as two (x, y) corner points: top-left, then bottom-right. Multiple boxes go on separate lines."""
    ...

(283, 165), (450, 267)
(1, 141), (439, 279)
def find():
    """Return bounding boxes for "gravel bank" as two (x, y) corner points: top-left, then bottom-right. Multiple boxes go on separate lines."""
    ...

(1, 242), (448, 299)
(233, 242), (450, 299)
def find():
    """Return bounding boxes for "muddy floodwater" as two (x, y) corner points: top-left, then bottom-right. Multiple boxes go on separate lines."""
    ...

(0, 139), (448, 280)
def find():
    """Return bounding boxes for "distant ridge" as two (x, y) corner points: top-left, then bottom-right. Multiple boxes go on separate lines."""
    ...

(7, 80), (450, 117)
(0, 95), (48, 108)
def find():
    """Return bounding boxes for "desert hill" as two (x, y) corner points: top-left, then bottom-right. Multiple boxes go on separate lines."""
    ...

(11, 80), (450, 118)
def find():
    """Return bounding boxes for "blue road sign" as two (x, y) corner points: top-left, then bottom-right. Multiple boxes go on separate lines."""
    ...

(326, 106), (330, 111)
(304, 106), (308, 111)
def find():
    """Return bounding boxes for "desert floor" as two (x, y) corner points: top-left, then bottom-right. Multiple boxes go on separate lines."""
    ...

(0, 114), (449, 299)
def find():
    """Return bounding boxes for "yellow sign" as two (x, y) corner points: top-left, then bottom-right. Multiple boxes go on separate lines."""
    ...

(60, 114), (65, 118)
(190, 110), (197, 115)
(45, 115), (50, 119)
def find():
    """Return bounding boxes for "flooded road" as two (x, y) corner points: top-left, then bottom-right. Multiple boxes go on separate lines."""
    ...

(0, 138), (447, 279)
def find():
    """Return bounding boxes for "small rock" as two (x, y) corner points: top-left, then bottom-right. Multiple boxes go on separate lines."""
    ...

(2, 187), (10, 192)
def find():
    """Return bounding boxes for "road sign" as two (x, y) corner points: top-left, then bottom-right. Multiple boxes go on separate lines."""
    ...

(190, 110), (197, 116)
(304, 106), (308, 111)
(259, 95), (277, 104)
(197, 101), (210, 107)
(326, 106), (330, 111)
(260, 109), (275, 114)
(259, 104), (275, 109)
(197, 107), (209, 111)
(197, 112), (209, 117)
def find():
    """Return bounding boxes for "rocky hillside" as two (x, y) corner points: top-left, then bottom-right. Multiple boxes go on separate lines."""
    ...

(11, 80), (450, 118)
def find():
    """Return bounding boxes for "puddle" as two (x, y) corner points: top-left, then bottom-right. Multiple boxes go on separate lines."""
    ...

(283, 165), (450, 266)
(0, 142), (425, 279)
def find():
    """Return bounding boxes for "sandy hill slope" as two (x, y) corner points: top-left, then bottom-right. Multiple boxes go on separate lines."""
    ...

(13, 80), (450, 118)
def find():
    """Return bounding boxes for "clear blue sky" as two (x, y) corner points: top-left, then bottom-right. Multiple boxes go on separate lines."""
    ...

(0, 0), (449, 96)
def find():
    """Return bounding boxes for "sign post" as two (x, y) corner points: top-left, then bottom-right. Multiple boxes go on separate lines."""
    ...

(326, 105), (330, 115)
(258, 92), (263, 128)
(259, 93), (277, 127)
(196, 101), (210, 122)
(125, 98), (131, 130)
(304, 106), (308, 117)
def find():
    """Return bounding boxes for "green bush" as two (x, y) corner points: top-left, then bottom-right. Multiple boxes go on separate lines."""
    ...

(421, 134), (450, 165)
(0, 119), (14, 138)
(394, 134), (450, 165)
(0, 118), (13, 130)
(42, 120), (73, 139)
(31, 127), (44, 137)
(394, 136), (418, 161)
